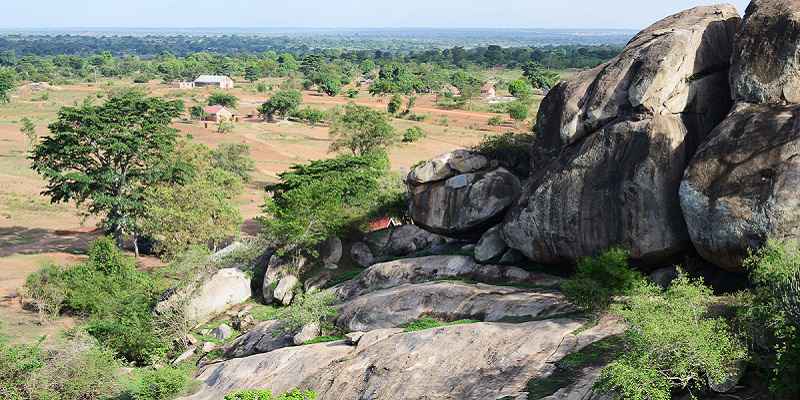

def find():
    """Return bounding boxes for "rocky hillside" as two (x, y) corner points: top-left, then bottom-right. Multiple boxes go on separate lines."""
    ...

(177, 2), (800, 399)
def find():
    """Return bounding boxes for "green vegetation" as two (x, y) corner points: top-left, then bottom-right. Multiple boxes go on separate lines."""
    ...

(0, 68), (16, 103)
(207, 91), (239, 108)
(217, 120), (235, 134)
(403, 317), (480, 332)
(402, 126), (426, 143)
(522, 62), (561, 90)
(291, 106), (328, 126)
(225, 388), (317, 400)
(302, 335), (346, 345)
(507, 78), (534, 100)
(329, 104), (397, 156)
(487, 115), (504, 126)
(19, 117), (36, 149)
(127, 366), (195, 400)
(259, 89), (302, 121)
(189, 104), (206, 120)
(387, 94), (403, 114)
(561, 248), (646, 312)
(275, 290), (338, 333)
(30, 91), (184, 254)
(211, 143), (256, 183)
(507, 100), (530, 121)
(596, 275), (748, 400)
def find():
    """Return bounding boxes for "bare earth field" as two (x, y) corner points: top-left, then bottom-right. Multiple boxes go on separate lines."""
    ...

(0, 77), (536, 341)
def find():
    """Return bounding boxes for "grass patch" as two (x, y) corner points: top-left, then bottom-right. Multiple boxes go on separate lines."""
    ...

(250, 304), (281, 321)
(302, 335), (345, 345)
(402, 317), (480, 333)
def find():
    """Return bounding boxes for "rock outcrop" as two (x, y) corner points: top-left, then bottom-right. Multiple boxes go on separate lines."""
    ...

(156, 268), (251, 326)
(183, 319), (618, 400)
(336, 281), (574, 332)
(504, 5), (741, 266)
(730, 0), (800, 104)
(222, 320), (294, 360)
(681, 104), (800, 270)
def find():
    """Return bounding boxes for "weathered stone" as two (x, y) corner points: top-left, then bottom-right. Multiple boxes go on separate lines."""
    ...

(222, 320), (294, 360)
(409, 168), (522, 236)
(320, 236), (342, 266)
(649, 266), (680, 289)
(336, 281), (575, 332)
(344, 331), (365, 345)
(304, 270), (334, 293)
(156, 268), (251, 326)
(505, 5), (741, 267)
(499, 249), (526, 265)
(172, 346), (196, 366)
(681, 103), (800, 270)
(332, 256), (563, 300)
(350, 241), (375, 268)
(407, 149), (488, 184)
(201, 342), (217, 353)
(474, 226), (508, 263)
(363, 224), (448, 259)
(731, 0), (800, 104)
(211, 324), (234, 341)
(293, 323), (320, 346)
(274, 275), (299, 305)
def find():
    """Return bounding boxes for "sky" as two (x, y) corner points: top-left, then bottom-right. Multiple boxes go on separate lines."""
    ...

(1, 1), (752, 30)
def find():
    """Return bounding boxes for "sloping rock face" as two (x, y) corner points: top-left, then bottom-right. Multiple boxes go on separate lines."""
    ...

(504, 5), (741, 266)
(409, 166), (522, 237)
(184, 319), (615, 400)
(332, 255), (563, 300)
(336, 281), (575, 332)
(156, 268), (251, 326)
(222, 320), (294, 360)
(730, 0), (800, 104)
(681, 104), (800, 270)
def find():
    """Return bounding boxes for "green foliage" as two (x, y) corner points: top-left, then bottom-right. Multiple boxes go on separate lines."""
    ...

(207, 91), (238, 108)
(225, 388), (317, 400)
(522, 62), (560, 90)
(259, 89), (302, 121)
(387, 94), (403, 114)
(256, 82), (269, 93)
(276, 290), (338, 333)
(346, 88), (359, 98)
(329, 103), (397, 156)
(22, 264), (66, 320)
(402, 126), (426, 143)
(507, 78), (533, 100)
(743, 240), (800, 396)
(30, 91), (184, 243)
(316, 74), (341, 96)
(369, 63), (424, 95)
(128, 366), (192, 400)
(141, 142), (243, 259)
(561, 248), (645, 312)
(487, 115), (504, 126)
(596, 275), (748, 400)
(19, 117), (36, 148)
(189, 104), (206, 120)
(450, 70), (482, 99)
(0, 67), (17, 104)
(217, 120), (235, 134)
(507, 101), (529, 121)
(302, 335), (345, 345)
(211, 143), (256, 183)
(403, 317), (479, 332)
(291, 107), (328, 126)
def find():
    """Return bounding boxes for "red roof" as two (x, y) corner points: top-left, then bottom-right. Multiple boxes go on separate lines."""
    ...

(204, 105), (228, 114)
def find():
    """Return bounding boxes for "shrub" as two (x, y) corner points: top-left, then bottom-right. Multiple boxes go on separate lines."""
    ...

(225, 389), (317, 400)
(508, 101), (530, 121)
(128, 366), (192, 400)
(276, 290), (338, 333)
(596, 275), (748, 400)
(387, 94), (403, 114)
(329, 103), (397, 156)
(561, 248), (645, 312)
(292, 107), (328, 126)
(471, 132), (534, 177)
(346, 88), (359, 98)
(402, 126), (426, 143)
(488, 116), (504, 126)
(217, 121), (235, 134)
(256, 82), (268, 93)
(211, 143), (256, 183)
(747, 240), (800, 327)
(22, 264), (66, 320)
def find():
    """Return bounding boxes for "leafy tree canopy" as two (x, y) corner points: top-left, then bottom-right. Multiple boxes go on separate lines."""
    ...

(329, 103), (397, 156)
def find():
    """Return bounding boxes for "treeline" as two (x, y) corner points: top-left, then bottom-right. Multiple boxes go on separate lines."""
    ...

(0, 41), (620, 83)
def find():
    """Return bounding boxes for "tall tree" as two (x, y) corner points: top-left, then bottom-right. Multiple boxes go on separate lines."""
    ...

(0, 68), (17, 104)
(259, 89), (302, 122)
(522, 62), (561, 90)
(30, 92), (185, 254)
(329, 104), (397, 156)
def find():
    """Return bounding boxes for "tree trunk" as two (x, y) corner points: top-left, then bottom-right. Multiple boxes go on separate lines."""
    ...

(133, 234), (140, 258)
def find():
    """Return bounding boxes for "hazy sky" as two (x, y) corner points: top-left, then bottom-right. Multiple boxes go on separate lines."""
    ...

(2, 1), (752, 29)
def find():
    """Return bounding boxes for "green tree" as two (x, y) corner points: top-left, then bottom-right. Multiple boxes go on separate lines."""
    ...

(189, 104), (206, 120)
(522, 62), (561, 90)
(317, 73), (342, 96)
(259, 89), (302, 122)
(245, 65), (260, 83)
(19, 117), (37, 149)
(207, 91), (239, 108)
(387, 94), (403, 115)
(508, 101), (530, 122)
(30, 92), (184, 253)
(0, 68), (17, 104)
(211, 143), (256, 183)
(450, 71), (482, 100)
(508, 79), (534, 100)
(329, 104), (397, 156)
(359, 59), (376, 75)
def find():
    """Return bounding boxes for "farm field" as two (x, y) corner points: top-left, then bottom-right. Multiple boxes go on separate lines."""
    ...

(0, 75), (539, 341)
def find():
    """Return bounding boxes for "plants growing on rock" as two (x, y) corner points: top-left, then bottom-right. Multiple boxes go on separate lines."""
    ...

(225, 388), (317, 400)
(561, 248), (645, 312)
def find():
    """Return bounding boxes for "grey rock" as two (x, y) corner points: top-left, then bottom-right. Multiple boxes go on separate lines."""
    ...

(332, 255), (563, 301)
(731, 0), (800, 104)
(293, 323), (321, 346)
(336, 281), (575, 332)
(201, 342), (218, 353)
(504, 5), (741, 267)
(345, 331), (365, 345)
(222, 320), (294, 360)
(211, 324), (234, 341)
(274, 275), (299, 305)
(320, 236), (342, 266)
(475, 226), (508, 263)
(350, 241), (375, 268)
(354, 328), (405, 351)
(409, 168), (522, 236)
(156, 268), (251, 326)
(649, 266), (680, 289)
(407, 149), (488, 184)
(681, 103), (800, 270)
(172, 346), (197, 366)
(364, 224), (448, 259)
(499, 249), (526, 265)
(708, 361), (746, 393)
(304, 270), (334, 294)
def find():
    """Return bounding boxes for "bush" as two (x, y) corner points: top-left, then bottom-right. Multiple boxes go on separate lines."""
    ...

(128, 367), (192, 400)
(277, 290), (338, 333)
(403, 317), (479, 333)
(596, 275), (748, 400)
(207, 92), (238, 108)
(488, 116), (504, 126)
(346, 88), (359, 98)
(561, 248), (645, 312)
(402, 126), (426, 143)
(291, 107), (328, 126)
(508, 101), (530, 121)
(212, 143), (256, 183)
(387, 94), (403, 114)
(743, 240), (800, 397)
(225, 389), (317, 400)
(22, 264), (66, 320)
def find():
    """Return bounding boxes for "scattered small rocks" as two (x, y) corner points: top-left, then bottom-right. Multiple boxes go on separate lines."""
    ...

(293, 323), (321, 346)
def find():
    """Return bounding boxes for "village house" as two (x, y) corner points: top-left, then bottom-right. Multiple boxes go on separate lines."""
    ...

(194, 75), (235, 90)
(203, 105), (234, 122)
(172, 81), (195, 89)
(481, 82), (497, 98)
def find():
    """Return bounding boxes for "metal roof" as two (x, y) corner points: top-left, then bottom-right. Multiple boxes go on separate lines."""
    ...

(195, 75), (232, 83)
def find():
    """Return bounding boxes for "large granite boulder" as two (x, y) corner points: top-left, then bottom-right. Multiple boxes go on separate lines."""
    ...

(222, 320), (294, 360)
(730, 0), (800, 104)
(407, 149), (488, 184)
(332, 255), (563, 300)
(363, 224), (449, 259)
(409, 167), (521, 237)
(336, 281), (575, 332)
(504, 5), (741, 266)
(182, 319), (621, 400)
(156, 268), (251, 326)
(681, 103), (800, 271)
